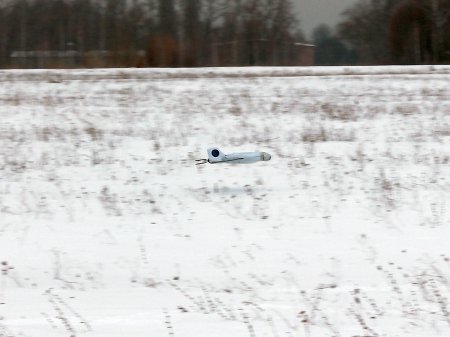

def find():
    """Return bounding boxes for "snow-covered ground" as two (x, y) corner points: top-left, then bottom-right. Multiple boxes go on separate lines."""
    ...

(0, 66), (449, 337)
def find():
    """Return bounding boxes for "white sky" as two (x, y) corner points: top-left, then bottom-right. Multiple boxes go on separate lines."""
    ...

(294, 0), (359, 39)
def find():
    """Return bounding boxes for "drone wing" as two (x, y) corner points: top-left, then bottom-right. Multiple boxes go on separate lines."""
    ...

(209, 157), (245, 164)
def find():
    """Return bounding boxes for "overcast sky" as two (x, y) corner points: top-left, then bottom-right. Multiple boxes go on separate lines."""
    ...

(294, 0), (358, 39)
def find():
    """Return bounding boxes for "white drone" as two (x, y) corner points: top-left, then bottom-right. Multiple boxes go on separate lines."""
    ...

(196, 148), (272, 165)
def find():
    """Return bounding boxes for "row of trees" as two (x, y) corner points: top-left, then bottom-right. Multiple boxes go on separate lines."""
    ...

(1, 0), (448, 67)
(148, 0), (308, 66)
(0, 0), (304, 68)
(330, 0), (450, 65)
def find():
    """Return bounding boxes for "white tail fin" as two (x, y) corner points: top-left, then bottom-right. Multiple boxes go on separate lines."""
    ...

(207, 148), (226, 162)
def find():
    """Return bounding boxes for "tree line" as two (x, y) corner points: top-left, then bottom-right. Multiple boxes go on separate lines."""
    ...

(0, 0), (448, 68)
(315, 0), (450, 65)
(0, 0), (304, 68)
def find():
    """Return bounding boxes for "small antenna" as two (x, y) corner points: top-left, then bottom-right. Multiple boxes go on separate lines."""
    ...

(195, 159), (208, 165)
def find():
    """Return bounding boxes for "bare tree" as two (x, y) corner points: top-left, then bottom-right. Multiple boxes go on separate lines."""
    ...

(338, 0), (449, 65)
(182, 0), (201, 65)
(338, 0), (402, 64)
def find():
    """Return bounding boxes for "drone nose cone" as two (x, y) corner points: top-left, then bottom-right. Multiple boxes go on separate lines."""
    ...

(261, 152), (271, 161)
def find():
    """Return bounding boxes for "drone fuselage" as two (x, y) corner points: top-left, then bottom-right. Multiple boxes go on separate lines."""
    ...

(207, 148), (271, 164)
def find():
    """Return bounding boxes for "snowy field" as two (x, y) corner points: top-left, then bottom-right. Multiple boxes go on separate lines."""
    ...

(0, 65), (450, 337)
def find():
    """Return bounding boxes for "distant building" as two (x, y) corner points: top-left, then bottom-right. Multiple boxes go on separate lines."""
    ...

(10, 43), (315, 68)
(9, 50), (145, 68)
(294, 43), (316, 66)
(212, 40), (315, 66)
(10, 50), (81, 68)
